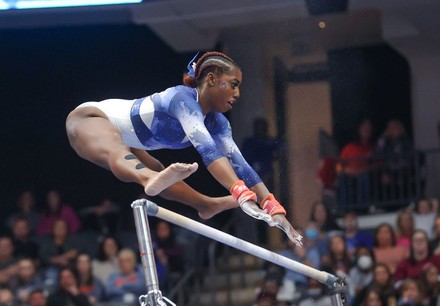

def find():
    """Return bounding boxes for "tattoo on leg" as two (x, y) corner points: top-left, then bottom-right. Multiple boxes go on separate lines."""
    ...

(135, 163), (146, 170)
(124, 154), (138, 160)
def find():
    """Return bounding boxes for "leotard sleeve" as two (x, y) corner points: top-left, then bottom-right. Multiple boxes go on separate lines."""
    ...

(206, 113), (262, 188)
(168, 90), (262, 188)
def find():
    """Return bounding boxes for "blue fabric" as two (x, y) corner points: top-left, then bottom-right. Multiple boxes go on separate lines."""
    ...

(129, 85), (262, 187)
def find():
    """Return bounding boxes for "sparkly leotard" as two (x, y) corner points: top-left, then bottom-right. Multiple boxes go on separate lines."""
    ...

(77, 85), (261, 187)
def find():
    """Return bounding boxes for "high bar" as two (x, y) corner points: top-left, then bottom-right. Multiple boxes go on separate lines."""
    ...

(135, 199), (338, 288)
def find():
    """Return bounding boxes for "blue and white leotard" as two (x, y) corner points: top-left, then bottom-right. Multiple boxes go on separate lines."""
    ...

(77, 85), (261, 188)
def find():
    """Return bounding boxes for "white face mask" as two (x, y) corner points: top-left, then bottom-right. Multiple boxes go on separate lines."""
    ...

(357, 255), (373, 270)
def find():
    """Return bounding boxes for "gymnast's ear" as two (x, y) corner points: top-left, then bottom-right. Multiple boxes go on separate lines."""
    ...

(206, 72), (216, 86)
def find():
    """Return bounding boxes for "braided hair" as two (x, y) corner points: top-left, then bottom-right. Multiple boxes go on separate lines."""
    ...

(183, 51), (238, 88)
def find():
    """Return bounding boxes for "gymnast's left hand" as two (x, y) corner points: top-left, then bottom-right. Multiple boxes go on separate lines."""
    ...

(260, 194), (303, 247)
(270, 214), (303, 247)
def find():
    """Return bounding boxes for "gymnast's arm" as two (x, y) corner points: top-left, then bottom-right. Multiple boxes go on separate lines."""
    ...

(208, 114), (271, 202)
(207, 114), (287, 218)
(170, 93), (286, 216)
(168, 93), (240, 190)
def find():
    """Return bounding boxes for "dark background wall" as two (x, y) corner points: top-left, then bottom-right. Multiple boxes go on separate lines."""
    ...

(0, 25), (228, 225)
(328, 44), (412, 147)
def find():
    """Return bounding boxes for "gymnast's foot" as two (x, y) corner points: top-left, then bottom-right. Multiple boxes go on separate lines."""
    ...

(145, 162), (199, 196)
(198, 195), (239, 220)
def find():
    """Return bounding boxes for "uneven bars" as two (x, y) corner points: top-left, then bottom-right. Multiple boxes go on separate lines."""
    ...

(141, 199), (338, 288)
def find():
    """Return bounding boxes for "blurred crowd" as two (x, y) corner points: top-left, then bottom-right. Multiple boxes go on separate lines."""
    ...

(255, 199), (440, 306)
(243, 117), (440, 306)
(0, 189), (184, 306)
(1, 117), (438, 306)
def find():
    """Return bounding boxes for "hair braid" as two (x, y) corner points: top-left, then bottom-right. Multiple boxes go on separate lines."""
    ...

(183, 51), (237, 88)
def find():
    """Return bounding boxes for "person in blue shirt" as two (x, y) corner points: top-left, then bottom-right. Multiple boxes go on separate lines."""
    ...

(342, 211), (373, 259)
(66, 51), (301, 245)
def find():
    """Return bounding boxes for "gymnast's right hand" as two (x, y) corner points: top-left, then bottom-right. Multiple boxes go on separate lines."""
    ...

(230, 180), (272, 223)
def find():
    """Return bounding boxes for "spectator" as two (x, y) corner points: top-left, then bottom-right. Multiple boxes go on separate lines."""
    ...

(310, 201), (340, 233)
(27, 289), (47, 306)
(431, 215), (440, 256)
(413, 198), (438, 239)
(255, 292), (277, 306)
(92, 236), (121, 285)
(337, 119), (376, 206)
(321, 234), (352, 277)
(46, 267), (91, 306)
(349, 247), (375, 298)
(420, 263), (440, 306)
(5, 190), (39, 235)
(375, 119), (414, 200)
(396, 209), (416, 250)
(302, 220), (329, 261)
(36, 190), (81, 236)
(0, 287), (17, 306)
(10, 217), (39, 260)
(342, 211), (373, 258)
(396, 278), (425, 306)
(254, 278), (280, 306)
(154, 221), (183, 275)
(298, 277), (332, 306)
(361, 286), (386, 306)
(0, 236), (18, 286)
(394, 229), (440, 282)
(9, 258), (43, 306)
(353, 263), (397, 306)
(105, 248), (145, 304)
(241, 117), (279, 191)
(153, 221), (184, 290)
(76, 253), (105, 305)
(373, 223), (408, 274)
(278, 229), (318, 298)
(80, 198), (120, 236)
(39, 219), (78, 283)
(302, 222), (324, 266)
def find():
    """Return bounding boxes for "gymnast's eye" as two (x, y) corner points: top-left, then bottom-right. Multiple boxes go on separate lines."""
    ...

(231, 82), (239, 89)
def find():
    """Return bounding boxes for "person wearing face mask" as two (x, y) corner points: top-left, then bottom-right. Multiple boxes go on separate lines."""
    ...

(298, 278), (331, 306)
(342, 211), (373, 258)
(302, 220), (330, 262)
(349, 247), (375, 302)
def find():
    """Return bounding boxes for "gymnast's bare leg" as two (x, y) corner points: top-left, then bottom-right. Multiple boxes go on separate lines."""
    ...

(66, 106), (238, 219)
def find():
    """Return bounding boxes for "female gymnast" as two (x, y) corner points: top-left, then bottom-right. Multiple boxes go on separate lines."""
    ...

(66, 51), (301, 245)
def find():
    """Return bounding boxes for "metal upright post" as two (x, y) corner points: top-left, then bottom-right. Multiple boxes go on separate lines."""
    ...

(131, 199), (175, 306)
(331, 294), (345, 306)
(328, 277), (346, 306)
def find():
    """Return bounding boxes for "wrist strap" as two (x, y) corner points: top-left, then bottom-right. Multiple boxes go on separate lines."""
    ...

(230, 180), (256, 202)
(260, 193), (286, 216)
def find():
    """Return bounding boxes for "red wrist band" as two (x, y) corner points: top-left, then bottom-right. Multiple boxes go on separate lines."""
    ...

(230, 180), (257, 203)
(260, 193), (286, 216)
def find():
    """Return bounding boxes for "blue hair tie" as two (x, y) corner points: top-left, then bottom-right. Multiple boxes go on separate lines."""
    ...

(187, 52), (199, 77)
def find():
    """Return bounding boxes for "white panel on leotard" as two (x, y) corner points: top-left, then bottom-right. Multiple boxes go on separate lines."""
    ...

(139, 98), (155, 129)
(181, 135), (189, 143)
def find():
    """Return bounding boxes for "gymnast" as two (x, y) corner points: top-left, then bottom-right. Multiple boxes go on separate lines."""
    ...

(66, 51), (301, 245)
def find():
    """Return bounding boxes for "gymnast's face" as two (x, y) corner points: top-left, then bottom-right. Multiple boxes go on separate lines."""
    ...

(204, 67), (242, 113)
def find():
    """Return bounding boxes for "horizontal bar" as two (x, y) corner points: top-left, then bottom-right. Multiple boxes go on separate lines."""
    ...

(140, 199), (337, 288)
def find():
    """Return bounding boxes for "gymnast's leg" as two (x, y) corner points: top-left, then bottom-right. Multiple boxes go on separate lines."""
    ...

(66, 106), (237, 218)
(131, 149), (238, 219)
